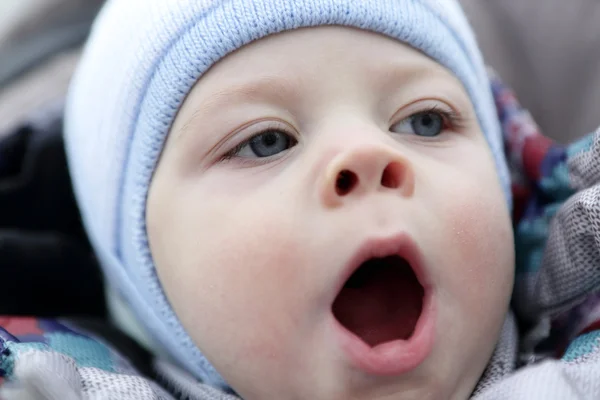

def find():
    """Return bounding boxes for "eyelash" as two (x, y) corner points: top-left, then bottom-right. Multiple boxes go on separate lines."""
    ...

(407, 105), (465, 132)
(220, 105), (465, 162)
(223, 142), (247, 161)
(221, 126), (298, 162)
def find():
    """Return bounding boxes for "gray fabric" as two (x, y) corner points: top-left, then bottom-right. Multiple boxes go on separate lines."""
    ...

(1, 350), (174, 400)
(79, 367), (172, 400)
(514, 128), (600, 322)
(474, 357), (600, 400)
(0, 350), (239, 400)
(474, 127), (600, 398)
(1, 351), (82, 400)
(472, 311), (519, 396)
(533, 186), (600, 317)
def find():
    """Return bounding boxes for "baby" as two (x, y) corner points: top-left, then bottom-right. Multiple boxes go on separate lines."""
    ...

(63, 0), (516, 398)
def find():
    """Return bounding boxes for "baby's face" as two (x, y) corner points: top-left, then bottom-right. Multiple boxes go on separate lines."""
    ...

(147, 26), (514, 400)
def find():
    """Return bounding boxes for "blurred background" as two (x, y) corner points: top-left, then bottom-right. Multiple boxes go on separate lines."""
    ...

(1, 0), (599, 142)
(0, 0), (103, 134)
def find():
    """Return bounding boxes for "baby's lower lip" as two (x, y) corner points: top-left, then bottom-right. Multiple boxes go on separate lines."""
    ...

(332, 290), (436, 376)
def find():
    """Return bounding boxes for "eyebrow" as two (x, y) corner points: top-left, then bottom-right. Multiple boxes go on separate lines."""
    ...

(176, 61), (462, 141)
(177, 75), (301, 140)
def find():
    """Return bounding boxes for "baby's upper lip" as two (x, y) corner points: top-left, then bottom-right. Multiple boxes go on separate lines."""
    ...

(331, 233), (430, 303)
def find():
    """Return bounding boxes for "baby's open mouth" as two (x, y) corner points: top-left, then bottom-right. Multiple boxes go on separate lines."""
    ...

(332, 255), (424, 347)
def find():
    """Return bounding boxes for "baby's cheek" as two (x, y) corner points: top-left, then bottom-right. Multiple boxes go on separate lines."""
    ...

(440, 179), (514, 312)
(164, 199), (310, 375)
(449, 195), (510, 258)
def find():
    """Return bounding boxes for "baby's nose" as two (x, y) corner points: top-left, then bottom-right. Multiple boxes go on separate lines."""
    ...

(319, 145), (415, 208)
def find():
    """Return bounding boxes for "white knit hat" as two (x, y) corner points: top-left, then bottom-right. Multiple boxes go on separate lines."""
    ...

(64, 0), (510, 389)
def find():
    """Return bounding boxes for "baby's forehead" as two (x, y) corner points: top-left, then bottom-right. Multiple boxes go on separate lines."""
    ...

(182, 28), (467, 104)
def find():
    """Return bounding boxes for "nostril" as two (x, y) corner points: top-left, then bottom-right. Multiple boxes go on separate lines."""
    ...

(336, 170), (358, 196)
(381, 162), (402, 189)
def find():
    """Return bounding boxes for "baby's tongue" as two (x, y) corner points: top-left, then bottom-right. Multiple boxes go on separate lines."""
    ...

(332, 257), (424, 347)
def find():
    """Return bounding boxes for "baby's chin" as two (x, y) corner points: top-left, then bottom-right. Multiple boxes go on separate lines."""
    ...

(226, 349), (483, 400)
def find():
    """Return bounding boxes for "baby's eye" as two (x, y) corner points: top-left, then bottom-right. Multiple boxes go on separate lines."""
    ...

(390, 110), (446, 137)
(231, 129), (297, 158)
